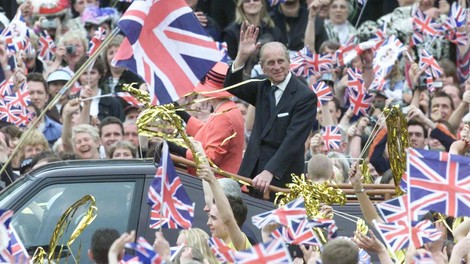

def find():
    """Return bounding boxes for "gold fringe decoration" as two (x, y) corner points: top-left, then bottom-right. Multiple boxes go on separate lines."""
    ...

(383, 105), (409, 195)
(32, 195), (97, 264)
(274, 174), (346, 219)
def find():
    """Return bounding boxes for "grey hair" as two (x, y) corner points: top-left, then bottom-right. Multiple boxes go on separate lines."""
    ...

(218, 178), (242, 198)
(72, 124), (100, 143)
(259, 42), (290, 65)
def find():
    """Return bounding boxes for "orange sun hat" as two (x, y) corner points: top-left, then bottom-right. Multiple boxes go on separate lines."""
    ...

(194, 62), (232, 98)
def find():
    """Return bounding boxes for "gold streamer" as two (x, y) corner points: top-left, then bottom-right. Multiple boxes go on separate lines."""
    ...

(360, 161), (373, 184)
(124, 83), (205, 168)
(383, 105), (408, 195)
(355, 218), (368, 236)
(274, 174), (346, 219)
(32, 195), (97, 264)
(220, 132), (237, 146)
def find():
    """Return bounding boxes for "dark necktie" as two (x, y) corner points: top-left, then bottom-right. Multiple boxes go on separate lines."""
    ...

(270, 85), (278, 113)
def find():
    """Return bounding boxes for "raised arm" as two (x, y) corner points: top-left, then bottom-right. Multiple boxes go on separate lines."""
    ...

(232, 22), (261, 70)
(193, 141), (247, 250)
(349, 162), (383, 226)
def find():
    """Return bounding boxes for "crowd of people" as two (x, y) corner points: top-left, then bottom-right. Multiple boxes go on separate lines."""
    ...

(2, 0), (470, 263)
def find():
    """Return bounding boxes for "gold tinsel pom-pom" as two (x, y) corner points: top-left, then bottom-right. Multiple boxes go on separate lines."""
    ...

(275, 174), (346, 219)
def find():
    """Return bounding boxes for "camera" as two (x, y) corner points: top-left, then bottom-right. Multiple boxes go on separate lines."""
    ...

(66, 45), (76, 55)
(418, 75), (443, 90)
(41, 18), (58, 29)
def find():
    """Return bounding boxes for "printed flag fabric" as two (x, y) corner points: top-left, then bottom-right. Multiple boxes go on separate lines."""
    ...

(87, 27), (107, 56)
(310, 81), (332, 107)
(407, 148), (470, 218)
(233, 239), (292, 264)
(321, 126), (342, 150)
(419, 49), (443, 79)
(0, 80), (33, 128)
(112, 0), (222, 105)
(1, 13), (31, 54)
(374, 220), (442, 252)
(376, 194), (426, 224)
(38, 31), (57, 62)
(115, 92), (143, 106)
(271, 218), (321, 246)
(208, 237), (235, 263)
(252, 197), (307, 228)
(373, 35), (406, 76)
(0, 209), (29, 263)
(147, 141), (194, 229)
(125, 236), (163, 264)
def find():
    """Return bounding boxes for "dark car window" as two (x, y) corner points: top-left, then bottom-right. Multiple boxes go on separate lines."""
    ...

(11, 181), (136, 262)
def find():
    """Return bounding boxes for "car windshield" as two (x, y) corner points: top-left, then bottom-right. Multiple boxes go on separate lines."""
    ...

(0, 176), (31, 208)
(11, 181), (136, 262)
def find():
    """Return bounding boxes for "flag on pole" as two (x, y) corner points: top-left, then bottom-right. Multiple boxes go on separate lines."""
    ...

(208, 237), (236, 263)
(233, 239), (292, 264)
(112, 0), (222, 105)
(374, 220), (442, 252)
(407, 148), (470, 218)
(38, 31), (57, 62)
(321, 126), (342, 150)
(310, 81), (332, 107)
(147, 141), (194, 229)
(87, 27), (107, 56)
(252, 197), (307, 228)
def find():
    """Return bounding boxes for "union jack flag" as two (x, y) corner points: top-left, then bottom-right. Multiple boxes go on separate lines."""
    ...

(251, 197), (307, 228)
(376, 194), (426, 223)
(0, 210), (29, 263)
(0, 77), (14, 96)
(445, 29), (467, 46)
(412, 30), (425, 46)
(233, 239), (292, 264)
(271, 219), (321, 246)
(267, 0), (287, 6)
(370, 67), (388, 91)
(87, 27), (107, 56)
(112, 0), (222, 105)
(310, 81), (332, 107)
(407, 148), (470, 218)
(290, 47), (314, 77)
(374, 220), (442, 252)
(8, 227), (29, 263)
(115, 92), (143, 106)
(208, 237), (235, 263)
(1, 13), (31, 54)
(321, 126), (342, 150)
(373, 35), (406, 74)
(449, 2), (466, 28)
(358, 248), (371, 264)
(413, 250), (435, 264)
(347, 69), (373, 116)
(215, 41), (230, 63)
(347, 68), (364, 92)
(419, 49), (443, 79)
(334, 36), (357, 67)
(125, 236), (162, 263)
(38, 31), (56, 62)
(4, 81), (30, 108)
(412, 9), (441, 37)
(148, 141), (194, 229)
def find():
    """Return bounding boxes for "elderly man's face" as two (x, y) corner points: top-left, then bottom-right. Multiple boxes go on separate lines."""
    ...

(260, 44), (290, 85)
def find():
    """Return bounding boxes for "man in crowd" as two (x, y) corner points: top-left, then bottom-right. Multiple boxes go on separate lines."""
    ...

(224, 23), (317, 198)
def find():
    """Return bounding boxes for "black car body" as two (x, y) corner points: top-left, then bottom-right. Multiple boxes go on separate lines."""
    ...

(0, 159), (366, 263)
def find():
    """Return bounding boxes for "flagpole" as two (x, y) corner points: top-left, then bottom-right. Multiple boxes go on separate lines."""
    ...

(355, 0), (368, 28)
(0, 27), (121, 176)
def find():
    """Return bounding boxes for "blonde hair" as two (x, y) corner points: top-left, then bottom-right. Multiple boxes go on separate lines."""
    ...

(235, 0), (275, 28)
(58, 29), (88, 52)
(19, 130), (49, 161)
(179, 228), (218, 264)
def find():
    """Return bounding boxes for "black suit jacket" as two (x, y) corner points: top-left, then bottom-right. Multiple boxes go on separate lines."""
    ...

(224, 68), (317, 187)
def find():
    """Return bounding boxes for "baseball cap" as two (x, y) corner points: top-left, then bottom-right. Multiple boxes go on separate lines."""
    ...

(47, 70), (72, 83)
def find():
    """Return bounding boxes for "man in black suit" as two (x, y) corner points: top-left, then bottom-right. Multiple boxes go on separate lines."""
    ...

(224, 22), (317, 198)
